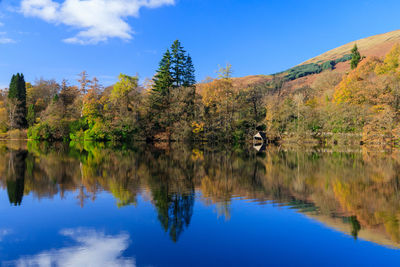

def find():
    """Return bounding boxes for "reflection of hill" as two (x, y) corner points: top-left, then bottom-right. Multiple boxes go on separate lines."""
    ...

(306, 214), (400, 249)
(2, 142), (400, 246)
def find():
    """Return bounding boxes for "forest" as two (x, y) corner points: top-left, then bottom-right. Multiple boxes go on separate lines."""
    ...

(2, 40), (400, 145)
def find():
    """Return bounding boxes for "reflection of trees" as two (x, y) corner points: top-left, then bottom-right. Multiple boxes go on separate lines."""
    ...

(152, 187), (194, 242)
(350, 216), (361, 240)
(3, 142), (400, 246)
(147, 147), (195, 242)
(6, 149), (27, 206)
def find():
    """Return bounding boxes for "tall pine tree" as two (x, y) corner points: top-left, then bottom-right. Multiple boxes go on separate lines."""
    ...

(151, 49), (173, 110)
(149, 40), (196, 139)
(8, 73), (27, 129)
(149, 49), (174, 134)
(183, 54), (196, 87)
(170, 40), (187, 88)
(350, 44), (361, 70)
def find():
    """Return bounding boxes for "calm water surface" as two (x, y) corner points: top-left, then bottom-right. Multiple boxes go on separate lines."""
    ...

(0, 142), (400, 266)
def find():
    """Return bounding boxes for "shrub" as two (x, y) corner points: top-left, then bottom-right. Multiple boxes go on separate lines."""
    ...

(321, 60), (335, 71)
(84, 119), (110, 141)
(283, 55), (352, 81)
(69, 119), (88, 140)
(335, 54), (352, 64)
(285, 63), (322, 81)
(28, 123), (52, 140)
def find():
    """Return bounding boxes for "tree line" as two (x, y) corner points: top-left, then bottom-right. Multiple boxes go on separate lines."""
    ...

(4, 41), (400, 145)
(0, 40), (267, 142)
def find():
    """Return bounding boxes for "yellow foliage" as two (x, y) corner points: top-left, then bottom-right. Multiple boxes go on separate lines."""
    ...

(375, 44), (400, 75)
(334, 57), (382, 104)
(191, 148), (204, 161)
(191, 122), (204, 134)
(111, 73), (138, 103)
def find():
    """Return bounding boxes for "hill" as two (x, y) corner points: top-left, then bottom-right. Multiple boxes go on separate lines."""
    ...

(229, 30), (400, 91)
(302, 29), (400, 65)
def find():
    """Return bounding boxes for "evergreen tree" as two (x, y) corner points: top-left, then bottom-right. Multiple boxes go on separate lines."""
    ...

(149, 41), (196, 139)
(149, 49), (173, 133)
(350, 44), (361, 70)
(183, 54), (196, 87)
(152, 49), (173, 99)
(8, 75), (18, 99)
(8, 73), (27, 129)
(170, 40), (187, 88)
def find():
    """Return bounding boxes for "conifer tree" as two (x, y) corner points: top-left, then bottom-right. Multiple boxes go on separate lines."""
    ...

(8, 73), (27, 129)
(151, 49), (173, 110)
(149, 41), (196, 138)
(8, 75), (17, 99)
(170, 40), (186, 88)
(351, 44), (361, 70)
(183, 54), (196, 87)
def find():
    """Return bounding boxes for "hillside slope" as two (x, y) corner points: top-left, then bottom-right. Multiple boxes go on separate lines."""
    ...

(228, 30), (400, 91)
(302, 29), (400, 65)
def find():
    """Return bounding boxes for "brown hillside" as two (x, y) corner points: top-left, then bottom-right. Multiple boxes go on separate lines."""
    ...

(223, 30), (400, 92)
(302, 29), (400, 65)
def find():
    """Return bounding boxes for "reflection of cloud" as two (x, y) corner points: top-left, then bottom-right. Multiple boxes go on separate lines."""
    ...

(0, 228), (12, 241)
(13, 229), (135, 267)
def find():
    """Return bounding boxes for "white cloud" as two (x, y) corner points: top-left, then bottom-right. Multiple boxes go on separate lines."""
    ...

(20, 0), (175, 44)
(0, 38), (15, 43)
(11, 228), (135, 267)
(0, 31), (15, 43)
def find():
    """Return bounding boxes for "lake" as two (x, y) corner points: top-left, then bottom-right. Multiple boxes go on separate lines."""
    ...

(0, 141), (399, 266)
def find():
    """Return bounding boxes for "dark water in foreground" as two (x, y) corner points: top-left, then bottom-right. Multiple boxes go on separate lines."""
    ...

(0, 142), (400, 266)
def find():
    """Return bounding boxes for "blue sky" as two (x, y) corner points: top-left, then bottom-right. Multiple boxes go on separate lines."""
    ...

(0, 0), (399, 88)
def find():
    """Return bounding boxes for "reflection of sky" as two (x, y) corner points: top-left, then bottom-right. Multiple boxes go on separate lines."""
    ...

(1, 190), (400, 266)
(10, 229), (134, 267)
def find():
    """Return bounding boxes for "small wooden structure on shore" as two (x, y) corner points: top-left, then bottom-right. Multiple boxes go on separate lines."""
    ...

(253, 132), (267, 152)
(253, 132), (267, 143)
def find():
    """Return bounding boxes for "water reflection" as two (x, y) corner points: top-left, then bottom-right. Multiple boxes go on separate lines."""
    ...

(6, 150), (27, 206)
(2, 141), (400, 247)
(10, 229), (134, 267)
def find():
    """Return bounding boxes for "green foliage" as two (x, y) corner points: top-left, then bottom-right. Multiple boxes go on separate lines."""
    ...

(183, 54), (196, 87)
(350, 44), (361, 69)
(149, 40), (196, 139)
(170, 40), (187, 88)
(69, 119), (88, 140)
(28, 123), (52, 140)
(84, 118), (109, 141)
(27, 104), (35, 127)
(335, 54), (352, 64)
(111, 74), (138, 104)
(286, 63), (322, 81)
(284, 54), (352, 81)
(8, 73), (27, 129)
(151, 49), (173, 115)
(321, 60), (335, 71)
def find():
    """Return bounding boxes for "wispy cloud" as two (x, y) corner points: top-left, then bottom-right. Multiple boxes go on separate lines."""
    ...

(0, 31), (15, 43)
(0, 37), (15, 43)
(0, 228), (12, 241)
(11, 228), (135, 267)
(20, 0), (175, 45)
